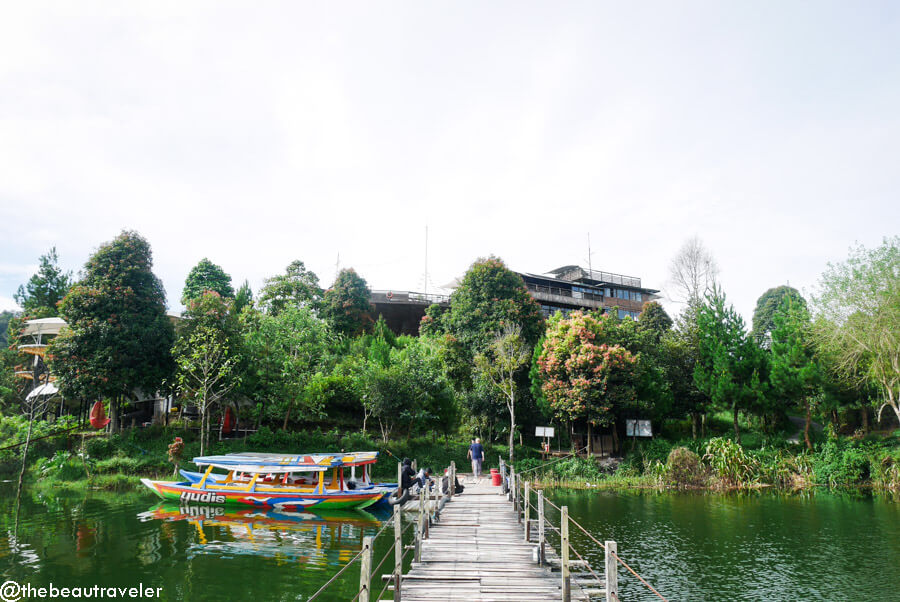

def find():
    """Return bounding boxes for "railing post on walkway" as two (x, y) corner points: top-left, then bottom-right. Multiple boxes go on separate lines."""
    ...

(415, 512), (424, 562)
(509, 467), (515, 503)
(359, 535), (373, 602)
(537, 490), (545, 565)
(604, 540), (618, 602)
(450, 461), (456, 499)
(523, 481), (531, 541)
(561, 506), (570, 602)
(397, 461), (402, 494)
(394, 504), (402, 602)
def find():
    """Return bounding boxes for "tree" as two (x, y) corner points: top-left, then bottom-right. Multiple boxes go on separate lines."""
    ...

(322, 268), (374, 336)
(538, 311), (640, 454)
(181, 258), (234, 304)
(812, 237), (900, 424)
(258, 260), (322, 315)
(668, 236), (719, 306)
(660, 303), (710, 438)
(233, 280), (253, 315)
(770, 295), (820, 449)
(242, 306), (332, 430)
(444, 257), (544, 353)
(751, 286), (806, 347)
(475, 325), (532, 462)
(51, 231), (174, 432)
(638, 301), (673, 342)
(173, 291), (240, 455)
(694, 286), (768, 444)
(14, 247), (73, 318)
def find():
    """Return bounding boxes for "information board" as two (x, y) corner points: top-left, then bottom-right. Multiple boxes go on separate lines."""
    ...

(535, 426), (555, 438)
(625, 419), (652, 437)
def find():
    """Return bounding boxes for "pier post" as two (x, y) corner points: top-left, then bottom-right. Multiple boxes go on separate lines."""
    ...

(561, 506), (570, 602)
(450, 461), (456, 499)
(537, 490), (545, 565)
(394, 504), (402, 601)
(397, 462), (402, 495)
(523, 481), (531, 541)
(605, 540), (618, 602)
(359, 535), (373, 602)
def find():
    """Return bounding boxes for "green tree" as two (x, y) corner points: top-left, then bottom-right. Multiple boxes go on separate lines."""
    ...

(770, 295), (820, 449)
(638, 301), (673, 342)
(322, 268), (374, 336)
(444, 257), (544, 354)
(181, 258), (234, 304)
(173, 291), (240, 455)
(233, 280), (253, 315)
(475, 325), (532, 462)
(51, 231), (174, 432)
(258, 260), (322, 315)
(694, 286), (768, 444)
(14, 247), (73, 318)
(751, 285), (806, 347)
(243, 306), (332, 430)
(812, 237), (900, 424)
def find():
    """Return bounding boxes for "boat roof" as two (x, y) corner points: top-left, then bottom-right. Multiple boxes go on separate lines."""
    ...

(192, 451), (379, 471)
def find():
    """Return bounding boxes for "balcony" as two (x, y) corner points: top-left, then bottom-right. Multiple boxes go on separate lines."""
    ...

(525, 283), (605, 310)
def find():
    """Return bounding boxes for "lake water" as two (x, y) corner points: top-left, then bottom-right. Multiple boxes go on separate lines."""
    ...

(2, 482), (899, 601)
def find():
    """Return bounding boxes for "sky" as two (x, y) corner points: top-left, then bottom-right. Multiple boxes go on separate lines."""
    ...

(1, 1), (897, 324)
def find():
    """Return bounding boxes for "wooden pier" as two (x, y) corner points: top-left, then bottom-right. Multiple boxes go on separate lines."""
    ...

(399, 476), (591, 601)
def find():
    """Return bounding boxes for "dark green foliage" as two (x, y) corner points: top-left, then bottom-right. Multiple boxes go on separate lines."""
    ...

(322, 268), (374, 336)
(694, 286), (769, 443)
(814, 436), (873, 486)
(1, 310), (18, 347)
(14, 247), (73, 318)
(638, 301), (672, 342)
(419, 303), (447, 337)
(233, 280), (253, 315)
(181, 258), (234, 304)
(51, 231), (175, 424)
(443, 256), (544, 353)
(752, 286), (806, 346)
(258, 260), (322, 315)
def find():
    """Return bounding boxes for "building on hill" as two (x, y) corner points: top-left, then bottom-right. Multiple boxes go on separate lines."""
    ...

(518, 265), (660, 320)
(371, 265), (659, 335)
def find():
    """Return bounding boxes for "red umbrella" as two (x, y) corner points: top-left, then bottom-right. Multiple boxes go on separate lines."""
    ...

(90, 401), (110, 429)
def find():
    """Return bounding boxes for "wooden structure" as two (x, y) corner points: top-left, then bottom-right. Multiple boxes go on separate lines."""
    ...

(399, 476), (594, 601)
(309, 460), (655, 601)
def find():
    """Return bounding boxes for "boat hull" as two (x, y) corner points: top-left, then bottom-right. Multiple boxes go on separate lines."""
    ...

(141, 479), (384, 510)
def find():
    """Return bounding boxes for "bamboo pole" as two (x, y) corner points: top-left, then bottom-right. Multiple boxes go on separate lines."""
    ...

(561, 506), (570, 602)
(605, 540), (618, 602)
(359, 535), (373, 602)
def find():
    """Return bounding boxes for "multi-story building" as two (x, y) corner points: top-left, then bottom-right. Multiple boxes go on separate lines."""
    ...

(518, 265), (659, 320)
(370, 264), (658, 335)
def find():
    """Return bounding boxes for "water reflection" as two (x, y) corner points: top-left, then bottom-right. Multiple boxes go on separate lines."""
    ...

(138, 503), (387, 565)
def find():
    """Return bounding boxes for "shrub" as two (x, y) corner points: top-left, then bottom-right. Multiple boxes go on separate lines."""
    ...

(664, 447), (706, 488)
(703, 437), (758, 487)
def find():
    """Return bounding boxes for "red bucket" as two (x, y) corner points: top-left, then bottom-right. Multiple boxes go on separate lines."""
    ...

(491, 471), (502, 486)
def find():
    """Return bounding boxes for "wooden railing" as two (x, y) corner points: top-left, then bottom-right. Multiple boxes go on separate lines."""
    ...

(308, 461), (457, 602)
(506, 460), (669, 602)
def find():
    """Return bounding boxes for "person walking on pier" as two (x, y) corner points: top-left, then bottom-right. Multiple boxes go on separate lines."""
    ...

(469, 438), (485, 479)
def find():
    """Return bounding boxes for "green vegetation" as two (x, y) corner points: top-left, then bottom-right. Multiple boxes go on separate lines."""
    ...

(1, 235), (898, 498)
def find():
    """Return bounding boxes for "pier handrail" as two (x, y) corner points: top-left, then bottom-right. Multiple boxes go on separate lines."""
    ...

(513, 472), (670, 602)
(310, 461), (454, 602)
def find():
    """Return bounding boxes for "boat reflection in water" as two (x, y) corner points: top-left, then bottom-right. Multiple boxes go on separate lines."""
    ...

(138, 503), (389, 566)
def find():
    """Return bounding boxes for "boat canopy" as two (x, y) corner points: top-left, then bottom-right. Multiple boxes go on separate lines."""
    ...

(192, 451), (379, 471)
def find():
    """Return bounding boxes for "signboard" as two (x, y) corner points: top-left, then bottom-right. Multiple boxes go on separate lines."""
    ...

(535, 426), (555, 438)
(625, 419), (652, 437)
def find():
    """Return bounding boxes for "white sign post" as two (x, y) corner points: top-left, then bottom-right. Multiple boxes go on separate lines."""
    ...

(535, 426), (555, 457)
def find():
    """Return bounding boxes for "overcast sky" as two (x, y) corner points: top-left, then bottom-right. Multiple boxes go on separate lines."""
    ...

(1, 1), (897, 323)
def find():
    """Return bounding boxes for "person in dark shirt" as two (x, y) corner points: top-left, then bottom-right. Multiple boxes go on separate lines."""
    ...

(400, 458), (416, 492)
(469, 438), (485, 479)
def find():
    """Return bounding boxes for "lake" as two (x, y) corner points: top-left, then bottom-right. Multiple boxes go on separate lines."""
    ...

(2, 482), (899, 601)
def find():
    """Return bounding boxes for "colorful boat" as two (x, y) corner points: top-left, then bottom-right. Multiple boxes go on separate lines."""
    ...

(140, 451), (390, 510)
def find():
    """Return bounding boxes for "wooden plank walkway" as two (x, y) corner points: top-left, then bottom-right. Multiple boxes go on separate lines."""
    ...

(400, 476), (589, 601)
